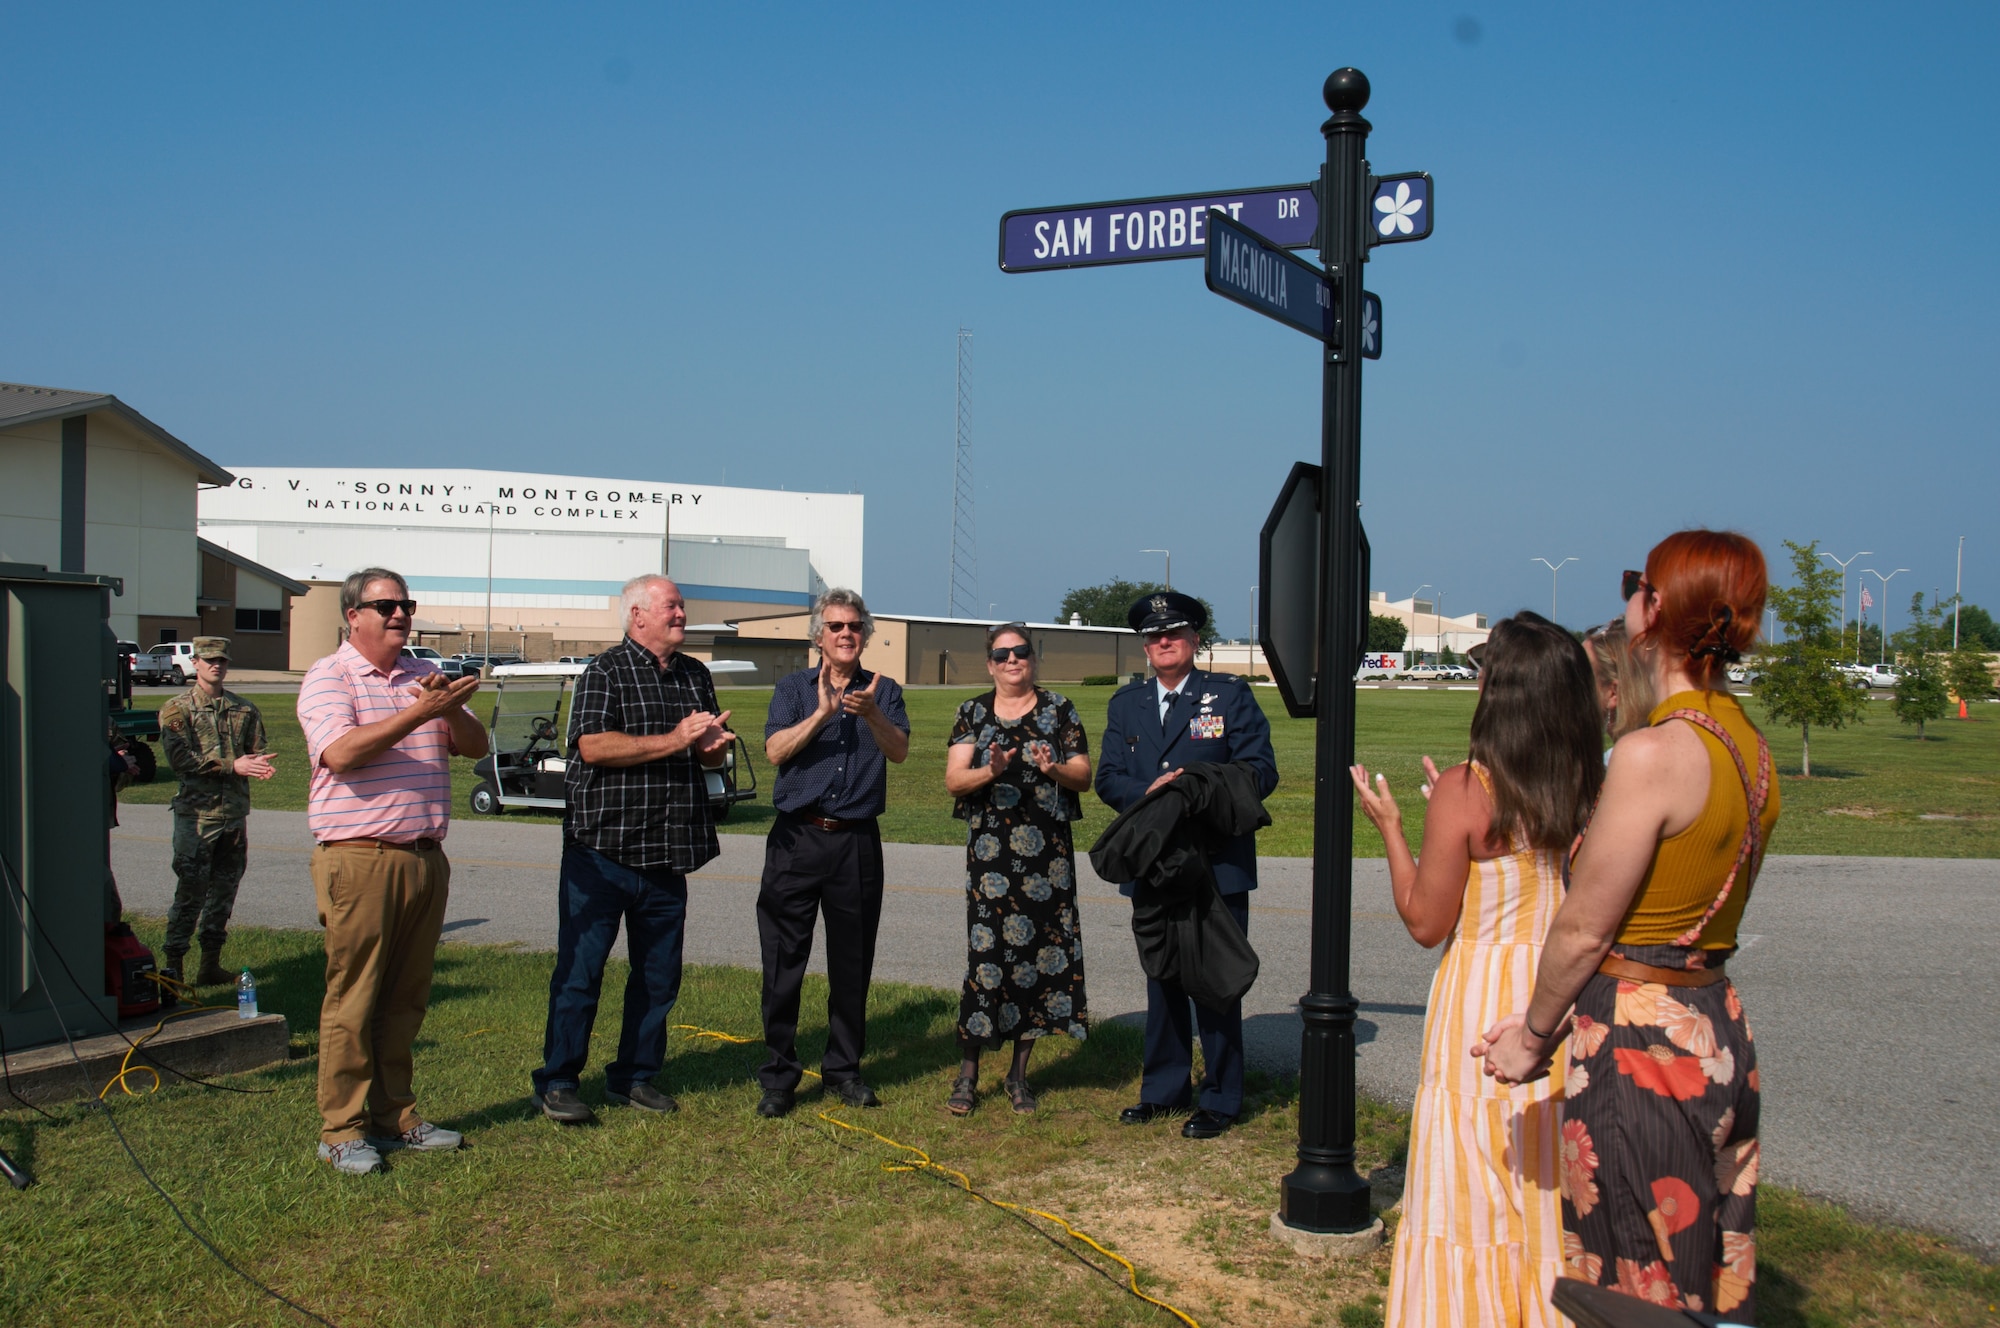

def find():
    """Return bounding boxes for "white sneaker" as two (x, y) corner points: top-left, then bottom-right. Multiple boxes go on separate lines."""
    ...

(317, 1139), (385, 1174)
(367, 1120), (464, 1152)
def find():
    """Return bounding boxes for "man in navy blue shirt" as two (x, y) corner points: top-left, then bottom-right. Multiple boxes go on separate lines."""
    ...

(1096, 591), (1277, 1139)
(755, 588), (910, 1117)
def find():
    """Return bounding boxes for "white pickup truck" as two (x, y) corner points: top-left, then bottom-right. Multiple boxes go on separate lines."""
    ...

(132, 641), (197, 685)
(1839, 663), (1903, 690)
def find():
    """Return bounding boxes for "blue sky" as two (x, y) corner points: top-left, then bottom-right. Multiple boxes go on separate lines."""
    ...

(5, 3), (1993, 639)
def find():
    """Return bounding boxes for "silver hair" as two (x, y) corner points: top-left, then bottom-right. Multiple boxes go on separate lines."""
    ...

(621, 573), (678, 621)
(808, 587), (874, 645)
(341, 567), (409, 614)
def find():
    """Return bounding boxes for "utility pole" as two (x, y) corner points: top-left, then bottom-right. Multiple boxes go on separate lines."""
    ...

(1531, 557), (1577, 625)
(484, 500), (495, 670)
(946, 328), (979, 617)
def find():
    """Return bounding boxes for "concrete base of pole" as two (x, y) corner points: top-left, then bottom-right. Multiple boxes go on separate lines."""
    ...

(1267, 1211), (1385, 1259)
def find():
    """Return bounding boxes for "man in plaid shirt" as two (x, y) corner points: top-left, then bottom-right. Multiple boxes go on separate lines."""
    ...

(532, 574), (735, 1125)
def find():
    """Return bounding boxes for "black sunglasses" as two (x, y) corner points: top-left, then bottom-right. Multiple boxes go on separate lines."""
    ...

(822, 619), (864, 636)
(988, 643), (1033, 663)
(1621, 570), (1652, 601)
(357, 598), (417, 617)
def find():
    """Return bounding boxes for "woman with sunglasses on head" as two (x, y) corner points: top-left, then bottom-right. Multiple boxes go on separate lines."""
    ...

(1476, 532), (1777, 1319)
(1350, 611), (1603, 1328)
(1583, 616), (1658, 754)
(941, 624), (1092, 1115)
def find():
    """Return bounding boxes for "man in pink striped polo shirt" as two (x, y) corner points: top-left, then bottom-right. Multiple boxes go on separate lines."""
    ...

(298, 568), (488, 1175)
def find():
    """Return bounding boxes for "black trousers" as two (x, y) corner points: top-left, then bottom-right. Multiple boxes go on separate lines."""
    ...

(756, 813), (885, 1091)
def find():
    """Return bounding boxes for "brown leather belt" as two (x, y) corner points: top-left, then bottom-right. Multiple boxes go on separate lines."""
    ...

(793, 813), (868, 833)
(1598, 954), (1727, 988)
(319, 836), (442, 853)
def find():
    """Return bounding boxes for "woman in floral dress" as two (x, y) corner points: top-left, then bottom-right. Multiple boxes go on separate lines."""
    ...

(1479, 532), (1777, 1319)
(942, 624), (1092, 1115)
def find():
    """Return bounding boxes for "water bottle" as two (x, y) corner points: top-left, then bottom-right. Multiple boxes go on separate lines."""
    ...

(237, 969), (258, 1019)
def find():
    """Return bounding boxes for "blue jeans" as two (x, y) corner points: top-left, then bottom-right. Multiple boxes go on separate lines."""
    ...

(532, 840), (688, 1096)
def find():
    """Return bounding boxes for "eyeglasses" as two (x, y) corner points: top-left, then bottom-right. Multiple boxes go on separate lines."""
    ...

(357, 599), (417, 617)
(1620, 570), (1653, 601)
(822, 620), (864, 636)
(988, 644), (1033, 663)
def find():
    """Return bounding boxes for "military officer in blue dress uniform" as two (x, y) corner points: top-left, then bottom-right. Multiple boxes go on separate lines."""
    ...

(1095, 591), (1277, 1139)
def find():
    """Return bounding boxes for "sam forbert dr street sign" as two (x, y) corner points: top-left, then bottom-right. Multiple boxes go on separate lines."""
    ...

(998, 183), (1317, 272)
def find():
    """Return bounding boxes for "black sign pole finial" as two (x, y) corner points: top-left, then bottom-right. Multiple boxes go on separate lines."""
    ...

(1279, 65), (1376, 1235)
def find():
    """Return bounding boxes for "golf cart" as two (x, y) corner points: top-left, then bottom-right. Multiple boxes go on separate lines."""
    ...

(467, 661), (760, 820)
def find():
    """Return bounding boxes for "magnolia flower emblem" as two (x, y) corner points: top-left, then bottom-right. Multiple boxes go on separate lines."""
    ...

(1375, 181), (1424, 236)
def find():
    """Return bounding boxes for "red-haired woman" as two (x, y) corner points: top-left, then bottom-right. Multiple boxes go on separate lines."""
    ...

(1475, 530), (1778, 1319)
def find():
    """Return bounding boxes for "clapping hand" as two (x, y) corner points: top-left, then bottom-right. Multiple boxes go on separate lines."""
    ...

(1418, 755), (1443, 802)
(695, 710), (736, 758)
(1025, 739), (1058, 775)
(1348, 764), (1404, 835)
(233, 753), (277, 781)
(986, 743), (1017, 779)
(840, 673), (882, 720)
(408, 672), (480, 720)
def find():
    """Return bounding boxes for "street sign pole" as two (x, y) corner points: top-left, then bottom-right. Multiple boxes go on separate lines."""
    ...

(1280, 66), (1375, 1236)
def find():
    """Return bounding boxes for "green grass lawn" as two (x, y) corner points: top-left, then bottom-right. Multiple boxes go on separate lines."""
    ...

(119, 687), (2000, 858)
(3, 921), (1993, 1327)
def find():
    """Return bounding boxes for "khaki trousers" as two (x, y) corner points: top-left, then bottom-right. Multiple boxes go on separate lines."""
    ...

(311, 840), (450, 1144)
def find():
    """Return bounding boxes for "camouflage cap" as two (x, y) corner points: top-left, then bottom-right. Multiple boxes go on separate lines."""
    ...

(192, 636), (232, 661)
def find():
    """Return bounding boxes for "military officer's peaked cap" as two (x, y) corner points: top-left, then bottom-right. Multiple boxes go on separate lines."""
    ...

(192, 636), (232, 660)
(1127, 591), (1207, 635)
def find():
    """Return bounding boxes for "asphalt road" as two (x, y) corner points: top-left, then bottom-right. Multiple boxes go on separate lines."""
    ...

(111, 804), (1998, 1254)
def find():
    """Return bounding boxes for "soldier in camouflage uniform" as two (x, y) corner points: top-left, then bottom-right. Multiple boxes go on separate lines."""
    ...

(159, 637), (276, 985)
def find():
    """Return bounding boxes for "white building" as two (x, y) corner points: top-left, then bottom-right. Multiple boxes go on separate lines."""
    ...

(199, 467), (865, 651)
(1370, 591), (1490, 656)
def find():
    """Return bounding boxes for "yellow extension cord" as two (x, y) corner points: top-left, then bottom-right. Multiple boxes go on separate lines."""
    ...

(672, 1024), (1203, 1328)
(97, 972), (232, 1100)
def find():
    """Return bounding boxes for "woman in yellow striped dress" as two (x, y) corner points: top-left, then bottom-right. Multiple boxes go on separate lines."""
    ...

(1351, 611), (1605, 1327)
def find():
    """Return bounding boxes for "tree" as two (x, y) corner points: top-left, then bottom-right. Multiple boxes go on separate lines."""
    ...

(1754, 539), (1865, 776)
(1953, 602), (2000, 650)
(1946, 644), (1996, 710)
(1367, 613), (1408, 651)
(1891, 592), (1952, 739)
(1058, 579), (1219, 646)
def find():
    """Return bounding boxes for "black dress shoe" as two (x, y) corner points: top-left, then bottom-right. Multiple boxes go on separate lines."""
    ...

(1119, 1102), (1182, 1125)
(1182, 1109), (1236, 1139)
(826, 1079), (881, 1108)
(756, 1088), (796, 1118)
(606, 1083), (679, 1113)
(534, 1088), (597, 1126)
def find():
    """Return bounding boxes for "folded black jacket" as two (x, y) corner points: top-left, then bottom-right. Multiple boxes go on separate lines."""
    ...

(1087, 761), (1270, 1011)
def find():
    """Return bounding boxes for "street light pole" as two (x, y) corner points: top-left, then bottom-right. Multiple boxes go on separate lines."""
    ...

(1821, 550), (1871, 662)
(1142, 549), (1172, 589)
(1955, 536), (1965, 649)
(1408, 584), (1432, 661)
(1531, 557), (1577, 625)
(1863, 568), (1911, 665)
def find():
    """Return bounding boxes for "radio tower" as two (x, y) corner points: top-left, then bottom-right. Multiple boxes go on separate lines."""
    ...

(946, 327), (979, 618)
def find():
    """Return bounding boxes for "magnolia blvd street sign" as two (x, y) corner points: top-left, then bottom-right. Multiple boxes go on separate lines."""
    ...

(999, 183), (1316, 272)
(1203, 210), (1338, 343)
(1361, 291), (1382, 359)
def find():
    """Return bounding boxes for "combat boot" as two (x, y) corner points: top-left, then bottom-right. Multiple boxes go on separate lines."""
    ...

(161, 949), (187, 989)
(194, 948), (230, 986)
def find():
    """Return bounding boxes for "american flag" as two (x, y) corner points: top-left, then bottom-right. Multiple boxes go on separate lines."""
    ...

(1860, 586), (1874, 612)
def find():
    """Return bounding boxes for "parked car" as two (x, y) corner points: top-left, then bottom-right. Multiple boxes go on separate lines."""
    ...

(1401, 663), (1448, 681)
(401, 645), (445, 662)
(1726, 664), (1764, 685)
(557, 655), (596, 665)
(1438, 664), (1477, 681)
(132, 641), (197, 685)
